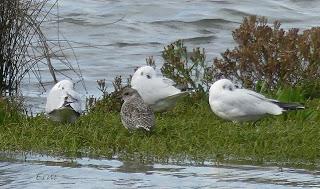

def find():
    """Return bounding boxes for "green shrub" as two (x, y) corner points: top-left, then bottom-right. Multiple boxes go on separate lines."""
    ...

(161, 40), (207, 93)
(210, 16), (320, 97)
(0, 98), (24, 124)
(88, 76), (128, 113)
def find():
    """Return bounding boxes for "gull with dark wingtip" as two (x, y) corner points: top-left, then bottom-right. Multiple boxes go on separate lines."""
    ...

(209, 79), (304, 122)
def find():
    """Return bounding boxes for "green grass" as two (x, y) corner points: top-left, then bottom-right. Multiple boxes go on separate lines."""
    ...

(0, 97), (319, 169)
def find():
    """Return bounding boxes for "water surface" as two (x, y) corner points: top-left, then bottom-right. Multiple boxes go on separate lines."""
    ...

(0, 154), (319, 189)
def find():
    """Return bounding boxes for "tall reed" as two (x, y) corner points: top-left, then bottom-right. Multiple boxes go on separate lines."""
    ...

(0, 0), (59, 96)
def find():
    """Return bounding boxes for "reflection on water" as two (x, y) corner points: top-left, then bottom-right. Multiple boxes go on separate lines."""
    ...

(0, 153), (319, 189)
(21, 0), (320, 113)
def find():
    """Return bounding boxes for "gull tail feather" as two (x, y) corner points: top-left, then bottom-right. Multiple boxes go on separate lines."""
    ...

(174, 83), (197, 93)
(174, 84), (193, 91)
(274, 102), (305, 111)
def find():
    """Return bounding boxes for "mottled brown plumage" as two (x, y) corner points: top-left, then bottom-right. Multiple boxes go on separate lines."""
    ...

(120, 87), (155, 131)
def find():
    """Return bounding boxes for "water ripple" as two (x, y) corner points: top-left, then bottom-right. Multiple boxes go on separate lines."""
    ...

(0, 153), (319, 188)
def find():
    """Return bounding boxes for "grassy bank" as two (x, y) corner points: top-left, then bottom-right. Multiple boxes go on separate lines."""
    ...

(1, 11), (320, 169)
(0, 97), (319, 169)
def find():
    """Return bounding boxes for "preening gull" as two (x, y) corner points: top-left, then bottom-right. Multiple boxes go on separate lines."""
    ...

(131, 66), (189, 112)
(45, 79), (82, 123)
(121, 87), (155, 131)
(209, 79), (304, 122)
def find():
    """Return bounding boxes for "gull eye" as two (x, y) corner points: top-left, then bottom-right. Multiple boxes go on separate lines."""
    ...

(223, 85), (233, 91)
(146, 74), (151, 79)
(140, 72), (144, 76)
(62, 87), (64, 90)
(124, 92), (129, 96)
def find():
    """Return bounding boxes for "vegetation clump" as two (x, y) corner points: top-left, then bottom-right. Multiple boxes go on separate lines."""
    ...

(88, 76), (128, 113)
(161, 41), (207, 93)
(210, 16), (320, 97)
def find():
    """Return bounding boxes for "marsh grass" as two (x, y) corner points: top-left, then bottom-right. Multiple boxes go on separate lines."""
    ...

(0, 97), (319, 169)
(0, 0), (86, 96)
(0, 0), (57, 95)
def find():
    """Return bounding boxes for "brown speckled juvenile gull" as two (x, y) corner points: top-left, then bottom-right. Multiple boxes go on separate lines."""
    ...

(120, 87), (155, 131)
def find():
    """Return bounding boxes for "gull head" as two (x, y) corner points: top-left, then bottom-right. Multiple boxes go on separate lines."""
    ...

(121, 87), (141, 102)
(55, 79), (74, 90)
(132, 66), (156, 81)
(210, 79), (235, 93)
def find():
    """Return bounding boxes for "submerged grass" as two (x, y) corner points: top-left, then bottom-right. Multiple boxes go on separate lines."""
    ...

(0, 97), (319, 169)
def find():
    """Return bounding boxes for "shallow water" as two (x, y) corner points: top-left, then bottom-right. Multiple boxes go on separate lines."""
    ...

(20, 0), (320, 113)
(0, 153), (320, 189)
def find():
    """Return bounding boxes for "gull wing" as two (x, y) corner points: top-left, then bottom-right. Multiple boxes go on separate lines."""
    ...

(211, 89), (283, 119)
(151, 77), (181, 95)
(132, 76), (181, 105)
(66, 90), (82, 113)
(151, 91), (189, 112)
(45, 87), (67, 114)
(239, 89), (304, 110)
(162, 77), (176, 86)
(238, 88), (279, 103)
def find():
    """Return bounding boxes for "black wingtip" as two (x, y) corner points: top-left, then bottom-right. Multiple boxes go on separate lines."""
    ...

(273, 102), (305, 110)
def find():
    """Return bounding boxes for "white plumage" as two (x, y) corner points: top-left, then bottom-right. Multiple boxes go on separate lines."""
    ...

(131, 66), (188, 112)
(209, 79), (303, 122)
(45, 80), (82, 123)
